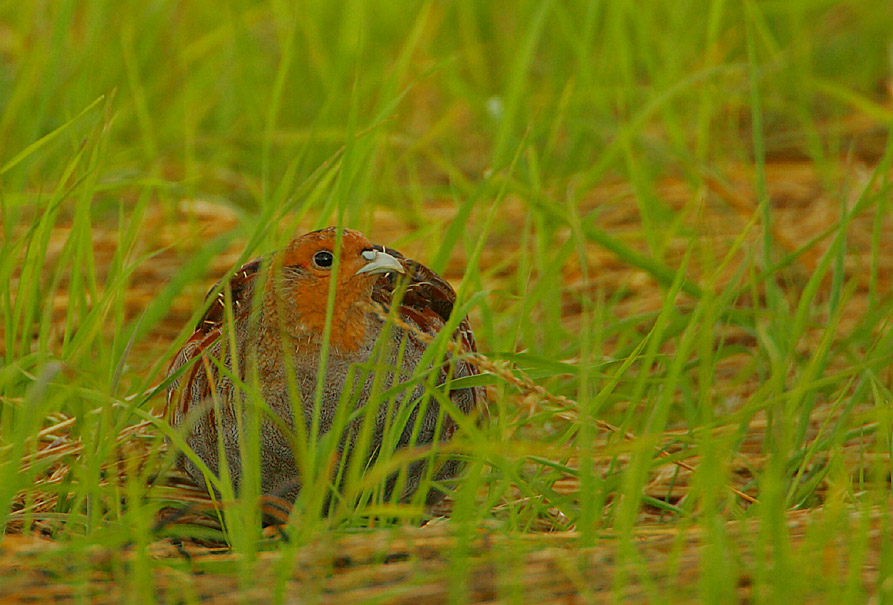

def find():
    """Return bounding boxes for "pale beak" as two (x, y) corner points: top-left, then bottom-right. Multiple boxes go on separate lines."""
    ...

(355, 248), (405, 276)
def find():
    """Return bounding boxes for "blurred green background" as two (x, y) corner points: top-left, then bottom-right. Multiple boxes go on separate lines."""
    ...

(4, 0), (890, 205)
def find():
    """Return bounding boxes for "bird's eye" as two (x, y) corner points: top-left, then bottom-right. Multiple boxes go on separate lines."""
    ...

(313, 250), (334, 268)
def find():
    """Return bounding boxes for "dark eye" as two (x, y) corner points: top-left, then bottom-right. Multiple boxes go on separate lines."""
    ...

(313, 250), (334, 268)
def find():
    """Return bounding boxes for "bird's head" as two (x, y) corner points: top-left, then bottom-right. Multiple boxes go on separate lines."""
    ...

(265, 227), (405, 349)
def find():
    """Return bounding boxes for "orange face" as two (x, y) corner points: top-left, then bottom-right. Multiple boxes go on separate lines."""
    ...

(269, 228), (405, 349)
(278, 228), (404, 287)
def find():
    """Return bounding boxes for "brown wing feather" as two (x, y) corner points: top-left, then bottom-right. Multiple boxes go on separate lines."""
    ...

(196, 256), (264, 333)
(371, 246), (462, 336)
(369, 244), (484, 417)
(167, 256), (264, 423)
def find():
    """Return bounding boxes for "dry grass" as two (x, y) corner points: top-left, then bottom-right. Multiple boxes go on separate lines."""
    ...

(4, 505), (888, 603)
(4, 141), (893, 600)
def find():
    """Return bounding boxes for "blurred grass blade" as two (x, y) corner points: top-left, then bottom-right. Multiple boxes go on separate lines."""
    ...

(0, 96), (104, 175)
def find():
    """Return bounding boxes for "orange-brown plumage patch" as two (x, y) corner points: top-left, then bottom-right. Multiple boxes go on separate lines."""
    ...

(268, 228), (385, 352)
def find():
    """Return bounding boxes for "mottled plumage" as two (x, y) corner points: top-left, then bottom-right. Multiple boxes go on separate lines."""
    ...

(166, 228), (485, 509)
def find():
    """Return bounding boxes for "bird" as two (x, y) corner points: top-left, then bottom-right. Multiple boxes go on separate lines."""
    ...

(165, 227), (485, 512)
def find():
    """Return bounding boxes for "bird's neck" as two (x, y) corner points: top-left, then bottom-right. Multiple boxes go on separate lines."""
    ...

(261, 286), (371, 354)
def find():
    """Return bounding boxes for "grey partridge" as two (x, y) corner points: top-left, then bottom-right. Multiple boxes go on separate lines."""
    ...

(166, 227), (485, 511)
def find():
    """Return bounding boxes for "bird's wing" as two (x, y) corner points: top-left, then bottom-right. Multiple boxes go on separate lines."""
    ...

(166, 255), (264, 421)
(370, 245), (484, 414)
(195, 256), (265, 333)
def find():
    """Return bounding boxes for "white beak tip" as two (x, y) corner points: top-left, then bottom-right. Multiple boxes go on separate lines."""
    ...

(355, 249), (405, 276)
